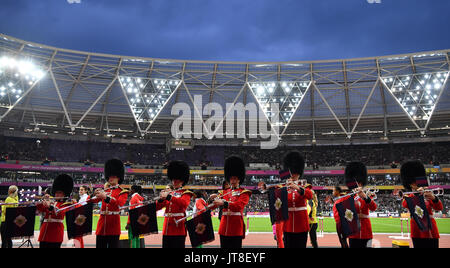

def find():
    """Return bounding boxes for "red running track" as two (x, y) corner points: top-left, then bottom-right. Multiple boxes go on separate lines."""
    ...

(11, 232), (450, 248)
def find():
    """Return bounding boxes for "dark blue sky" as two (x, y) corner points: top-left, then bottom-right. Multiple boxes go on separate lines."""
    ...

(0, 0), (449, 62)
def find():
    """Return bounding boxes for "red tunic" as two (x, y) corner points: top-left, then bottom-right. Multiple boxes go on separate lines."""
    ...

(213, 188), (251, 237)
(127, 193), (145, 224)
(283, 187), (313, 233)
(332, 197), (344, 230)
(37, 201), (72, 243)
(402, 195), (443, 239)
(90, 186), (129, 236)
(155, 188), (193, 236)
(195, 198), (207, 212)
(348, 196), (377, 240)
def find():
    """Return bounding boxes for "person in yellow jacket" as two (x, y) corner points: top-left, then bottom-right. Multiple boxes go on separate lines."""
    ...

(306, 184), (319, 248)
(1, 185), (19, 248)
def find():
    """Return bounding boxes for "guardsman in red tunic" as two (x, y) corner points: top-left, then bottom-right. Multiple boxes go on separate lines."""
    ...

(281, 151), (313, 248)
(156, 160), (193, 248)
(90, 159), (129, 248)
(193, 190), (207, 215)
(210, 156), (252, 249)
(332, 186), (349, 248)
(400, 160), (443, 248)
(126, 185), (145, 248)
(345, 162), (377, 248)
(37, 174), (74, 248)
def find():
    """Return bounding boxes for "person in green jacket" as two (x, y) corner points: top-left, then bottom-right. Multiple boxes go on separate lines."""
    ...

(1, 185), (19, 248)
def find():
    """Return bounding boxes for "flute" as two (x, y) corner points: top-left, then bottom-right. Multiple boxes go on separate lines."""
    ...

(119, 189), (176, 211)
(0, 195), (72, 207)
(397, 188), (443, 199)
(174, 190), (234, 225)
(119, 196), (161, 211)
(258, 180), (306, 193)
(333, 186), (378, 202)
(55, 196), (99, 214)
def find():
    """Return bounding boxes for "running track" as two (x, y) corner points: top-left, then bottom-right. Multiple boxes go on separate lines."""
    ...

(9, 232), (450, 248)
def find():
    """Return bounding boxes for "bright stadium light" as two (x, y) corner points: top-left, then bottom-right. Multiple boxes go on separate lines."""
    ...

(249, 80), (311, 133)
(382, 71), (449, 129)
(119, 76), (181, 134)
(0, 55), (45, 107)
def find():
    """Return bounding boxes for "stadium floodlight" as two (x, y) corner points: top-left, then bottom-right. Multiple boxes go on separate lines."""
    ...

(119, 76), (181, 135)
(381, 71), (449, 130)
(0, 55), (45, 108)
(248, 80), (311, 135)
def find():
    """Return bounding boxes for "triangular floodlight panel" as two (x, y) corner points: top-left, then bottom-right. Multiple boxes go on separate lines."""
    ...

(0, 56), (45, 108)
(382, 71), (449, 128)
(249, 81), (310, 129)
(119, 76), (181, 131)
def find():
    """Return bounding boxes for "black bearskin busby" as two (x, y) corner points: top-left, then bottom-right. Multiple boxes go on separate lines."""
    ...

(345, 162), (368, 189)
(52, 174), (74, 197)
(400, 160), (426, 191)
(167, 160), (190, 186)
(104, 158), (125, 184)
(131, 185), (142, 195)
(282, 151), (305, 176)
(224, 156), (246, 183)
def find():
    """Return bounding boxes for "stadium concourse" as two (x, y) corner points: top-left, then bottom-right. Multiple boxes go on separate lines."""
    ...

(0, 34), (450, 248)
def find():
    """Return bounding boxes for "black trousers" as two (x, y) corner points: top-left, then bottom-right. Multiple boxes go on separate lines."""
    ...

(96, 235), (120, 248)
(1, 222), (12, 248)
(284, 232), (308, 248)
(220, 235), (243, 249)
(336, 224), (349, 248)
(349, 238), (370, 248)
(40, 242), (62, 248)
(412, 238), (439, 248)
(309, 223), (318, 248)
(162, 235), (186, 248)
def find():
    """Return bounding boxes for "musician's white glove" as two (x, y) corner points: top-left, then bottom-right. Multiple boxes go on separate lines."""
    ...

(213, 199), (225, 207)
(159, 190), (169, 200)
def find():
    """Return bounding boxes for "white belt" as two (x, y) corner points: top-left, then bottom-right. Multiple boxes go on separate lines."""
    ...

(44, 219), (64, 223)
(165, 213), (185, 217)
(222, 212), (243, 216)
(358, 214), (370, 219)
(288, 207), (307, 212)
(100, 211), (120, 215)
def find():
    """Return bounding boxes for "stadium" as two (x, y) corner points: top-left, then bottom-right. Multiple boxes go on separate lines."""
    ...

(0, 32), (449, 248)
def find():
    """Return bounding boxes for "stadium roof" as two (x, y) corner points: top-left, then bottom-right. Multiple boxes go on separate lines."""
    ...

(0, 33), (449, 144)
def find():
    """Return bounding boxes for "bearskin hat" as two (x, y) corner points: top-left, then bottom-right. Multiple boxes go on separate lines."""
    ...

(52, 174), (74, 197)
(400, 160), (426, 191)
(224, 156), (246, 183)
(167, 160), (190, 186)
(131, 185), (142, 195)
(345, 162), (368, 189)
(282, 151), (305, 176)
(104, 158), (125, 184)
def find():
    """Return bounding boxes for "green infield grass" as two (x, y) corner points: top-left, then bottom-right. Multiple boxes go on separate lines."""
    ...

(33, 216), (450, 234)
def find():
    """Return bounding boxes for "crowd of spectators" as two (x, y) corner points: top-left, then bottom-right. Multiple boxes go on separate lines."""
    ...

(226, 143), (449, 168)
(2, 136), (450, 169)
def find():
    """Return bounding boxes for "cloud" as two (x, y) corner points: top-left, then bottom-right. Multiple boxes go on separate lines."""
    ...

(0, 0), (449, 61)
